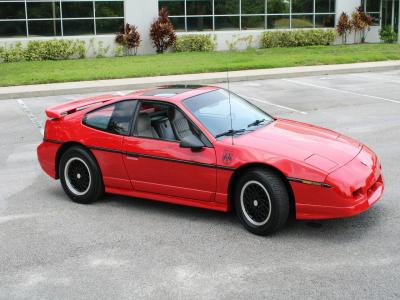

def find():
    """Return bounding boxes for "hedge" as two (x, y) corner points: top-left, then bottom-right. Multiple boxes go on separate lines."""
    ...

(380, 26), (398, 44)
(0, 39), (86, 63)
(261, 29), (336, 48)
(175, 34), (215, 52)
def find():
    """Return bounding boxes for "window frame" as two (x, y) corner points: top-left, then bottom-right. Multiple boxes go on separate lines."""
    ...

(0, 0), (125, 38)
(82, 99), (138, 136)
(131, 100), (214, 148)
(159, 0), (337, 32)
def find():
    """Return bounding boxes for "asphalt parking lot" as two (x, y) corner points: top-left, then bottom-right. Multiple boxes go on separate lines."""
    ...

(1, 70), (399, 299)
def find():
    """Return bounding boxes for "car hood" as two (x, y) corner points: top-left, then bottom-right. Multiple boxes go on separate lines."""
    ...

(235, 118), (362, 172)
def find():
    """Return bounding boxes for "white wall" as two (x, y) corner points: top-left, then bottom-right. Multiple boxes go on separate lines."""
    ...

(334, 0), (360, 45)
(334, 0), (381, 44)
(124, 0), (158, 55)
(335, 0), (361, 24)
(365, 27), (381, 43)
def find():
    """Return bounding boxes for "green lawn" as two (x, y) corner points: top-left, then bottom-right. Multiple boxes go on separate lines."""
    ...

(1, 44), (399, 87)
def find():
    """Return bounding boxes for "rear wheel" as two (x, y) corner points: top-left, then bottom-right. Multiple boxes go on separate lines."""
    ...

(234, 168), (289, 235)
(59, 146), (103, 204)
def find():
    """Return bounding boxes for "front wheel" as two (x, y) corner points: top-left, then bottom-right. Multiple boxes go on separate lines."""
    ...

(234, 168), (289, 236)
(59, 146), (103, 204)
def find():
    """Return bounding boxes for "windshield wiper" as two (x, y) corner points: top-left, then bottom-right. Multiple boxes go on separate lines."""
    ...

(247, 118), (267, 128)
(215, 129), (251, 138)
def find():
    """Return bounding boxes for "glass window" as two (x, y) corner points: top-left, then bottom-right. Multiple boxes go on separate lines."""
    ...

(134, 102), (201, 142)
(242, 0), (265, 14)
(241, 16), (265, 30)
(368, 13), (380, 26)
(315, 14), (335, 27)
(62, 1), (94, 18)
(169, 17), (186, 31)
(267, 15), (290, 29)
(291, 15), (314, 28)
(215, 16), (239, 30)
(96, 18), (124, 34)
(63, 19), (95, 35)
(267, 0), (290, 14)
(159, 0), (185, 16)
(214, 0), (240, 15)
(28, 20), (62, 36)
(315, 0), (335, 13)
(366, 0), (381, 12)
(84, 101), (137, 136)
(0, 21), (26, 37)
(27, 2), (60, 19)
(184, 90), (273, 138)
(0, 2), (25, 19)
(187, 17), (213, 31)
(187, 0), (212, 15)
(292, 0), (314, 13)
(95, 1), (124, 18)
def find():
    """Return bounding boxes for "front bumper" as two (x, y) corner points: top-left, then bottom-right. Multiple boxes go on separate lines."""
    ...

(294, 146), (384, 220)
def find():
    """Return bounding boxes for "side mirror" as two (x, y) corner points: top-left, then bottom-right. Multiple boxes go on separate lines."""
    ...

(179, 135), (205, 151)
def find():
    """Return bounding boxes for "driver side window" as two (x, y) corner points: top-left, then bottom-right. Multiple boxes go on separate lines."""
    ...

(133, 101), (210, 146)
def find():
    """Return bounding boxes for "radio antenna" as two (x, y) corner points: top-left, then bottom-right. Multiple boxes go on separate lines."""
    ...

(226, 64), (234, 146)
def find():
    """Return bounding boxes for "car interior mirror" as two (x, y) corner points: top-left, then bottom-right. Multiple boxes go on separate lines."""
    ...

(179, 135), (205, 151)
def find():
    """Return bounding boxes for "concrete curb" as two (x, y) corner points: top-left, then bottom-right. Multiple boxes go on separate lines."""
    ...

(1, 60), (400, 100)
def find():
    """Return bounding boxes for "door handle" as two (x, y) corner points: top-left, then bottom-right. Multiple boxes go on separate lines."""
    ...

(126, 156), (139, 161)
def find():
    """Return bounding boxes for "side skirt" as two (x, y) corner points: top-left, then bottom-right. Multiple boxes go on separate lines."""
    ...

(105, 186), (229, 212)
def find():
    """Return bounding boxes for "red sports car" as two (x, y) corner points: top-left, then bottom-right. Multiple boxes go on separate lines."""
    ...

(37, 85), (384, 235)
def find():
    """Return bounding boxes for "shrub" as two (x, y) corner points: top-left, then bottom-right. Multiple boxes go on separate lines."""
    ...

(0, 39), (86, 63)
(175, 34), (215, 52)
(261, 29), (336, 48)
(351, 6), (374, 43)
(24, 40), (86, 61)
(88, 39), (111, 58)
(113, 44), (125, 57)
(380, 26), (398, 43)
(0, 42), (25, 63)
(358, 7), (374, 43)
(115, 23), (141, 55)
(336, 12), (352, 43)
(150, 7), (176, 53)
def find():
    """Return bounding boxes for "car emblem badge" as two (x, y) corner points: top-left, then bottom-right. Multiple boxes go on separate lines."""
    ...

(222, 152), (233, 164)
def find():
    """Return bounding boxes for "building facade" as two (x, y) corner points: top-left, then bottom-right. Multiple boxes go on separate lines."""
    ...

(0, 0), (398, 55)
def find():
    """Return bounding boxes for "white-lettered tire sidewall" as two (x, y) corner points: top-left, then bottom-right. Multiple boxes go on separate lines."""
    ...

(234, 169), (289, 236)
(59, 146), (103, 204)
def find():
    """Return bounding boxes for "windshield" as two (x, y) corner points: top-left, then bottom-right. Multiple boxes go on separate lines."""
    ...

(183, 89), (273, 139)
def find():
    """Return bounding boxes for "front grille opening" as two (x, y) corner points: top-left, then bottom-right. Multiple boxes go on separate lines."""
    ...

(367, 177), (382, 197)
(353, 188), (363, 199)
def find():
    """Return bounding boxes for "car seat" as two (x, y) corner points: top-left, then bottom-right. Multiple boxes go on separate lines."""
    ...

(136, 113), (159, 138)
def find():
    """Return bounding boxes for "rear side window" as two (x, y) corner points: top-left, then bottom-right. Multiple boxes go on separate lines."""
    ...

(83, 100), (137, 135)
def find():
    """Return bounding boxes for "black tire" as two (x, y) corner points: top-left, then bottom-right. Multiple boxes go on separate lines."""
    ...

(59, 146), (103, 204)
(234, 168), (289, 236)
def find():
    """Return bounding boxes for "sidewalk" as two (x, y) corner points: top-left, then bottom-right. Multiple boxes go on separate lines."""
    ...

(1, 60), (399, 100)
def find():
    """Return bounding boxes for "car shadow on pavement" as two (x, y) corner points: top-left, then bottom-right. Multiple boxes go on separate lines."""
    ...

(99, 193), (238, 225)
(92, 192), (386, 241)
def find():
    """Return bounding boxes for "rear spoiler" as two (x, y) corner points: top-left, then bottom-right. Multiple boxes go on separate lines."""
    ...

(45, 94), (116, 119)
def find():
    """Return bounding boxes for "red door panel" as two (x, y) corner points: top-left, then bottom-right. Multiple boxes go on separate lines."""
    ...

(76, 125), (132, 190)
(122, 137), (217, 201)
